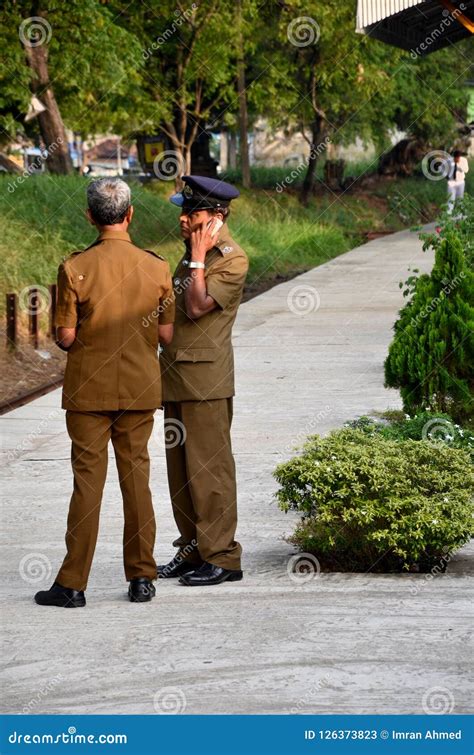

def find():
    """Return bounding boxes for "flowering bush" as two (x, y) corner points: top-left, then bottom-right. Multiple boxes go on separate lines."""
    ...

(274, 428), (473, 572)
(345, 411), (473, 460)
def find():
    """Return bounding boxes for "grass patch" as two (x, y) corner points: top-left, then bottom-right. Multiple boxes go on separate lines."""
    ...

(0, 165), (463, 311)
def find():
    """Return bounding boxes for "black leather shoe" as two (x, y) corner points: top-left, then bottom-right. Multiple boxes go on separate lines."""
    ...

(179, 562), (243, 586)
(157, 558), (200, 579)
(128, 578), (156, 603)
(34, 582), (86, 608)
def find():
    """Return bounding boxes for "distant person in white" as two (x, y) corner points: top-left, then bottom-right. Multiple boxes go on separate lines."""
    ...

(447, 150), (469, 212)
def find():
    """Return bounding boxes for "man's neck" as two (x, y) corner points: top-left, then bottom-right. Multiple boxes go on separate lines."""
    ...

(96, 224), (130, 234)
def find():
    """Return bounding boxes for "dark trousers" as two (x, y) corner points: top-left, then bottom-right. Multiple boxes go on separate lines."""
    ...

(56, 409), (156, 591)
(164, 398), (242, 570)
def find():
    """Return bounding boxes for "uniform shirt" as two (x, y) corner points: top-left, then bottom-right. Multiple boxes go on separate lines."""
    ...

(55, 230), (175, 411)
(161, 226), (248, 402)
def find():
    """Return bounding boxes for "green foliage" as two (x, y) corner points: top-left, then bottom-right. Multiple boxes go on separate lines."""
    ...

(222, 160), (375, 188)
(0, 175), (179, 301)
(385, 232), (474, 421)
(274, 428), (473, 572)
(346, 411), (474, 458)
(0, 174), (348, 308)
(420, 194), (474, 271)
(0, 0), (145, 139)
(388, 41), (472, 146)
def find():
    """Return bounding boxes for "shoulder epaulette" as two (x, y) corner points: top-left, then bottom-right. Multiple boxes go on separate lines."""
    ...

(144, 248), (166, 261)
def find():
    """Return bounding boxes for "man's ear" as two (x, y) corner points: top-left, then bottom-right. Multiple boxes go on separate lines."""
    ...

(126, 205), (134, 223)
(85, 208), (96, 226)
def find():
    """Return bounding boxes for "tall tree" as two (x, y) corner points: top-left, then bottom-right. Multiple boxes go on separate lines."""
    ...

(0, 0), (145, 171)
(236, 0), (250, 188)
(115, 0), (238, 176)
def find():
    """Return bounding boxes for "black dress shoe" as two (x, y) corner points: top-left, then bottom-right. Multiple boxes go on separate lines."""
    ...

(179, 561), (243, 586)
(157, 558), (200, 579)
(128, 578), (156, 603)
(34, 582), (86, 608)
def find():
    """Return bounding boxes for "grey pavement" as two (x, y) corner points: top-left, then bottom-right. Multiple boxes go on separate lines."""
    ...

(1, 226), (472, 715)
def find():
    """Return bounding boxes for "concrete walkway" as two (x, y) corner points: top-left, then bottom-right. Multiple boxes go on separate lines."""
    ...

(1, 226), (472, 716)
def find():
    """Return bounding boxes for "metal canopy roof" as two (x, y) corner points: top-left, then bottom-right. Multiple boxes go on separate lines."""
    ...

(356, 0), (474, 55)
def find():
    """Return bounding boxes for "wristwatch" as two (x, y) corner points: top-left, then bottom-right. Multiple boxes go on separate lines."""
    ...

(188, 261), (206, 269)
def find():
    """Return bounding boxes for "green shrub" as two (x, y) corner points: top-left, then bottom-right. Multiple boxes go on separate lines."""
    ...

(274, 428), (473, 572)
(420, 194), (474, 271)
(384, 231), (474, 422)
(346, 411), (474, 459)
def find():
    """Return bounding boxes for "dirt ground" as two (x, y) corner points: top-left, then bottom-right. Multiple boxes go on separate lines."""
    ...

(0, 272), (295, 411)
(0, 326), (66, 410)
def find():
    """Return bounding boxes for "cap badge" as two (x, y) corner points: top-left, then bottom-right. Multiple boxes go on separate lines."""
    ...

(222, 246), (233, 254)
(183, 185), (194, 198)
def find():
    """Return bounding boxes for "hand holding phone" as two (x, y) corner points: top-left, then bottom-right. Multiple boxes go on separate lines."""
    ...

(207, 218), (223, 237)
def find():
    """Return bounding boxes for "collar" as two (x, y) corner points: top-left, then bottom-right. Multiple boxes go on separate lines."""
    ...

(98, 230), (132, 242)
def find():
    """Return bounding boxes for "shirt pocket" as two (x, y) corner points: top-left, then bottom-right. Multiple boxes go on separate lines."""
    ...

(175, 347), (217, 363)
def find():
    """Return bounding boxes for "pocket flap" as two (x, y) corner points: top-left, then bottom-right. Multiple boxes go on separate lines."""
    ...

(175, 347), (217, 363)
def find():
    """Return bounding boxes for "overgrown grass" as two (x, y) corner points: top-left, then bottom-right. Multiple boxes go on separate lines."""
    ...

(222, 158), (375, 187)
(0, 164), (464, 311)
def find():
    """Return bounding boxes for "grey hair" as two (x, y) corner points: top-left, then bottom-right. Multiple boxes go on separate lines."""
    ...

(87, 178), (131, 225)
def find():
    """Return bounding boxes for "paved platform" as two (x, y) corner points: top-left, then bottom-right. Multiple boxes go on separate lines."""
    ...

(1, 226), (472, 715)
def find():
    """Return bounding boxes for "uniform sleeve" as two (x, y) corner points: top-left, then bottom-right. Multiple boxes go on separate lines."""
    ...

(159, 264), (175, 324)
(55, 262), (78, 328)
(461, 157), (469, 175)
(206, 254), (249, 310)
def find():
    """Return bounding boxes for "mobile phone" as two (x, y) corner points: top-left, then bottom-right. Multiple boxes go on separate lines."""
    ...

(207, 218), (223, 237)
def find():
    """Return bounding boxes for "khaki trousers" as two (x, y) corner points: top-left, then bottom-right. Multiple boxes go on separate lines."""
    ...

(164, 399), (242, 570)
(56, 409), (156, 591)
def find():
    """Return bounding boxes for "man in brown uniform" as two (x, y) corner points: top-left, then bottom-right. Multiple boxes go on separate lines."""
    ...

(159, 175), (248, 586)
(35, 178), (174, 607)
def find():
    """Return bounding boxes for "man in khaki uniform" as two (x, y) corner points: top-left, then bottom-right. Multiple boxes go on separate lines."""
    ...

(35, 178), (174, 607)
(159, 175), (248, 586)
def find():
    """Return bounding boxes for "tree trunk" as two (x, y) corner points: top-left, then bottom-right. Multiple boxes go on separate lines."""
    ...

(23, 35), (72, 174)
(229, 132), (237, 169)
(301, 116), (325, 205)
(236, 0), (251, 188)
